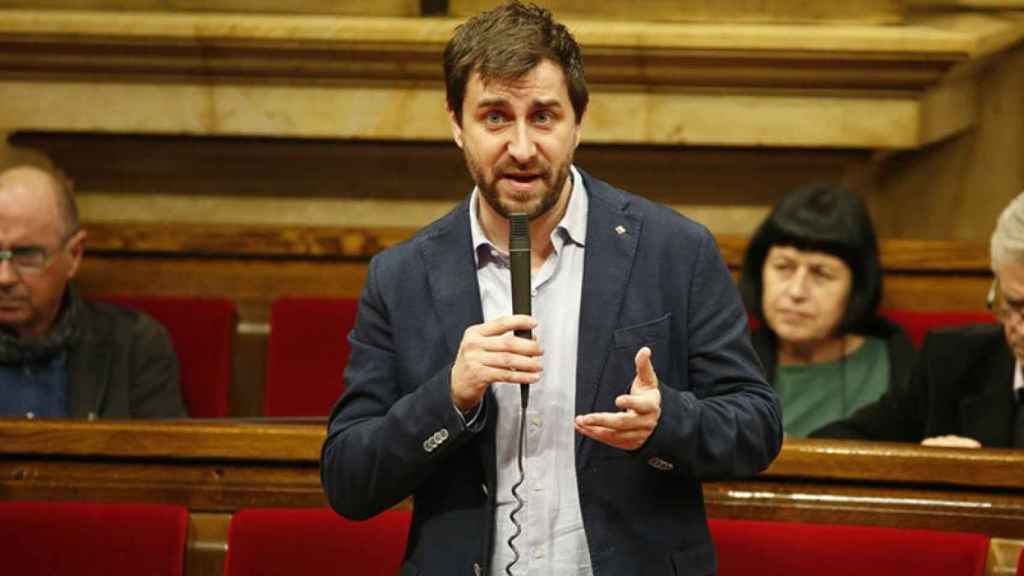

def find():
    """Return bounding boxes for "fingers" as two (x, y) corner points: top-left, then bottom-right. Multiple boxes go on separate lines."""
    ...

(574, 412), (653, 451)
(476, 315), (537, 338)
(632, 346), (657, 391)
(575, 408), (645, 430)
(615, 393), (658, 415)
(574, 421), (650, 450)
(450, 316), (543, 411)
(920, 435), (982, 448)
(575, 346), (662, 451)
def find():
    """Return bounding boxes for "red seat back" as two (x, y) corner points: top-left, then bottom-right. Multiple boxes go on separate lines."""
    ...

(710, 518), (989, 576)
(0, 501), (188, 576)
(98, 295), (236, 418)
(1017, 546), (1024, 576)
(225, 507), (411, 576)
(881, 308), (996, 348)
(264, 297), (358, 417)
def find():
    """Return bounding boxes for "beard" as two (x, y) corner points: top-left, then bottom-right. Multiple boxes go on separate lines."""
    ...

(466, 152), (573, 221)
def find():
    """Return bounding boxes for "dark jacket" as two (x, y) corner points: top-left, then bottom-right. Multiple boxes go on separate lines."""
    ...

(751, 318), (915, 436)
(812, 323), (1015, 446)
(320, 170), (782, 576)
(67, 297), (186, 419)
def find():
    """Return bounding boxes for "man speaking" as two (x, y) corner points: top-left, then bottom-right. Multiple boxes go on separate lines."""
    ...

(320, 3), (782, 574)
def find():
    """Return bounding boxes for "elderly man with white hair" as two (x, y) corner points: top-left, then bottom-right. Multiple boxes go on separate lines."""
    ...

(815, 192), (1024, 448)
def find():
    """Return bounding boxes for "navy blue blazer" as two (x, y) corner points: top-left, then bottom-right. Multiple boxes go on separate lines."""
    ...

(321, 170), (782, 576)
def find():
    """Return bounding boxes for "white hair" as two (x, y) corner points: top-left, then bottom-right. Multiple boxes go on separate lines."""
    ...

(991, 191), (1024, 271)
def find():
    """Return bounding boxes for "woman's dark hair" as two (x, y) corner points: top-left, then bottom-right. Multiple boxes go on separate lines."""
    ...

(739, 183), (883, 335)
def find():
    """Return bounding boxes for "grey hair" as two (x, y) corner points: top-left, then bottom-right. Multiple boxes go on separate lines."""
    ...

(991, 191), (1024, 271)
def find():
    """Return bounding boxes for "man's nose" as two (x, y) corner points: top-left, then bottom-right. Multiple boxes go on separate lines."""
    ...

(0, 259), (20, 286)
(507, 123), (537, 163)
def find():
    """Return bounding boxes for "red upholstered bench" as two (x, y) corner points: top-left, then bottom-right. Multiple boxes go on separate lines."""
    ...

(98, 296), (237, 418)
(710, 518), (989, 576)
(264, 297), (359, 417)
(0, 500), (188, 576)
(225, 507), (411, 576)
(880, 308), (996, 348)
(1018, 546), (1024, 576)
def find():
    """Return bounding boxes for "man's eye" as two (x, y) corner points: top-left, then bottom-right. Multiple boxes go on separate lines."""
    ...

(11, 248), (46, 265)
(485, 111), (506, 125)
(534, 111), (552, 124)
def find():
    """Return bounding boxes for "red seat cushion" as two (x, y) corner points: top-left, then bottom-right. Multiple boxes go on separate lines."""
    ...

(0, 501), (188, 576)
(710, 518), (988, 576)
(225, 507), (411, 576)
(881, 308), (996, 348)
(98, 296), (236, 418)
(264, 297), (358, 417)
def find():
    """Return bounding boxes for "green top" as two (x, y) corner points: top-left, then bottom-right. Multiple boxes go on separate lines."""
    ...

(775, 336), (889, 438)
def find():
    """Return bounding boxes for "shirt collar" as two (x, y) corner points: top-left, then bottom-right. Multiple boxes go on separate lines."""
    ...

(469, 165), (587, 268)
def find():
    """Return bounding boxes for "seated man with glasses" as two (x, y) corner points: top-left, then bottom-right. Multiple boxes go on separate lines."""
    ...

(815, 191), (1024, 448)
(0, 165), (185, 419)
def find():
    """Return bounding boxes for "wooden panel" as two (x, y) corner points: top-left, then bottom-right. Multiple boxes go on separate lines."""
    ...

(2, 421), (1024, 574)
(81, 224), (993, 274)
(1, 10), (1020, 148)
(0, 0), (421, 16)
(186, 512), (229, 576)
(450, 0), (907, 24)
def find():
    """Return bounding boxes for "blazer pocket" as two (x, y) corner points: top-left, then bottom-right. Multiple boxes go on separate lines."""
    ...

(613, 314), (671, 350)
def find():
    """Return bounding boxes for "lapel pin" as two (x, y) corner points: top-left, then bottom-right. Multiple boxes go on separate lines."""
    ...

(615, 225), (627, 235)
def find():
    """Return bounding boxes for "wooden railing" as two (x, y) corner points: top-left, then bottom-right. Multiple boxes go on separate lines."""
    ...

(1, 419), (1023, 574)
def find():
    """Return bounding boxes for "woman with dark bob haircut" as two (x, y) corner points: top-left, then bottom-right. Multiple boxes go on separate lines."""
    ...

(740, 183), (914, 437)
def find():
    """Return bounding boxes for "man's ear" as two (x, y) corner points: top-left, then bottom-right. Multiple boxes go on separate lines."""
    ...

(448, 107), (464, 149)
(65, 229), (86, 280)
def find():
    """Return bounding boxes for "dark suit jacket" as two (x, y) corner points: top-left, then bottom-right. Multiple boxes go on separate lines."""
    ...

(813, 323), (1015, 446)
(67, 297), (186, 419)
(320, 170), (782, 576)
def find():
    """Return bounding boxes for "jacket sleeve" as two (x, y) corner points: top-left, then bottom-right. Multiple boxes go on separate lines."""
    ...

(320, 256), (484, 520)
(638, 230), (783, 481)
(128, 314), (187, 419)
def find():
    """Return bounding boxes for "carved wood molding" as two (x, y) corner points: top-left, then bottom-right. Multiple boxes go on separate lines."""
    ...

(0, 9), (1021, 147)
(0, 10), (1017, 89)
(82, 220), (993, 274)
(3, 421), (1021, 491)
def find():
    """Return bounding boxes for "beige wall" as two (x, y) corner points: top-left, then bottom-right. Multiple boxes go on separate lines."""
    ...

(866, 42), (1024, 241)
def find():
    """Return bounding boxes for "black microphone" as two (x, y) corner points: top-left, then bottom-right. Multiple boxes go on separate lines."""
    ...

(509, 212), (531, 410)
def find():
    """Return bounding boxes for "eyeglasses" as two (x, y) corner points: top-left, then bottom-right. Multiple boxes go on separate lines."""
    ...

(987, 277), (1024, 323)
(0, 231), (78, 277)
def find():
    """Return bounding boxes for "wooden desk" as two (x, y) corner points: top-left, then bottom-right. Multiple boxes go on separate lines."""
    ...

(2, 420), (1023, 574)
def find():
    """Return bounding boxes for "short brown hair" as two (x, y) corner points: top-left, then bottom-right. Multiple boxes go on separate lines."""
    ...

(443, 1), (588, 124)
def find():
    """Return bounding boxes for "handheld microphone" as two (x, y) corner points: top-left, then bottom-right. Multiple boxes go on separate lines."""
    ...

(509, 212), (531, 410)
(505, 212), (531, 576)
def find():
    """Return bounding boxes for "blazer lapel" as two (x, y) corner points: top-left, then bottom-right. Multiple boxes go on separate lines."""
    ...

(574, 173), (643, 458)
(419, 201), (485, 360)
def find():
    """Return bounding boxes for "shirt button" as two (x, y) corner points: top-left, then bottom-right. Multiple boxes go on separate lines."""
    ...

(534, 547), (545, 559)
(531, 288), (538, 296)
